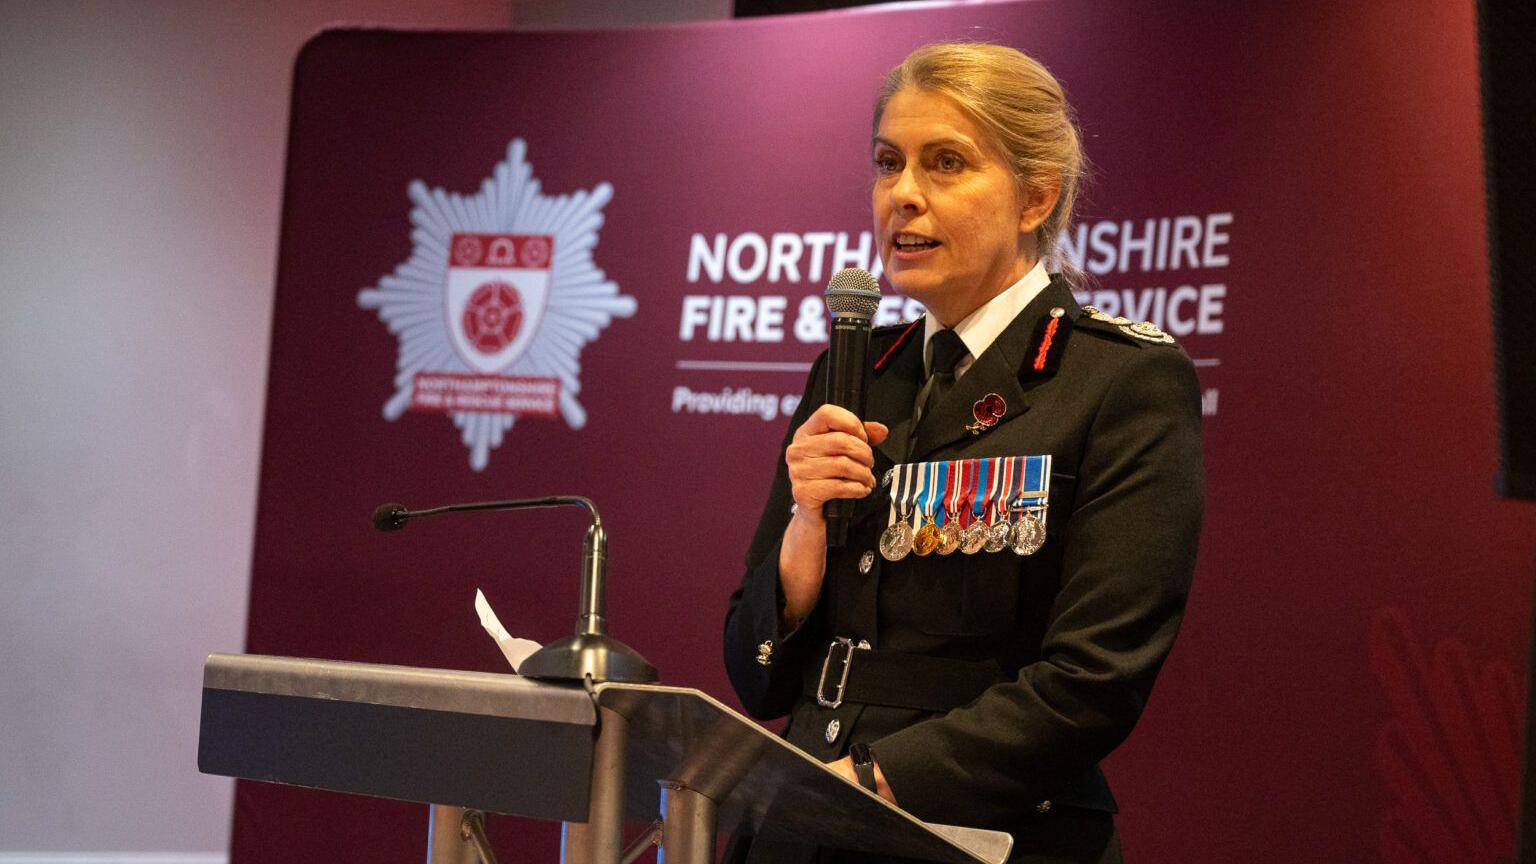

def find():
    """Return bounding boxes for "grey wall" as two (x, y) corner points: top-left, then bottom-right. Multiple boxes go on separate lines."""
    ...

(0, 1), (511, 859)
(0, 2), (744, 858)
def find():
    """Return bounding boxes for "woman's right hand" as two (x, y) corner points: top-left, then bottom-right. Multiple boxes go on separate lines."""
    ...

(785, 404), (890, 524)
(777, 405), (888, 626)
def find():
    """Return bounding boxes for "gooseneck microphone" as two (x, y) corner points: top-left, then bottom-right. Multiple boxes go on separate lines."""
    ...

(372, 497), (589, 533)
(823, 267), (882, 547)
(370, 495), (657, 684)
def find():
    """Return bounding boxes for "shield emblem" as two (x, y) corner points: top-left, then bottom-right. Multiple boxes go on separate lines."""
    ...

(444, 232), (553, 373)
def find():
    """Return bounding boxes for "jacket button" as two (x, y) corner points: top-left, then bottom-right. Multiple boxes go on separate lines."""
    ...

(1036, 800), (1052, 814)
(858, 551), (874, 574)
(756, 641), (773, 666)
(825, 719), (841, 744)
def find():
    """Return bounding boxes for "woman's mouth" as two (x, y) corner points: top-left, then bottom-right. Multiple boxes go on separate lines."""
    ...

(892, 232), (941, 257)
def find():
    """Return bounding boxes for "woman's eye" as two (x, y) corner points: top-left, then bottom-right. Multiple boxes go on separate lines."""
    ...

(874, 154), (900, 173)
(936, 153), (964, 171)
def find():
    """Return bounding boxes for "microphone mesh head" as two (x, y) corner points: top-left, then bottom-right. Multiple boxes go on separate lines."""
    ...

(824, 268), (882, 320)
(372, 503), (408, 532)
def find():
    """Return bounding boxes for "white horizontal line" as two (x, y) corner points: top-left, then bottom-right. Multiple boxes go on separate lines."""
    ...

(0, 848), (224, 854)
(676, 360), (814, 372)
(1192, 359), (1220, 367)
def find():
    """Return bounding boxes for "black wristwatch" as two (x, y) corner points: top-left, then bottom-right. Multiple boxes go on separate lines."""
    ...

(849, 742), (878, 794)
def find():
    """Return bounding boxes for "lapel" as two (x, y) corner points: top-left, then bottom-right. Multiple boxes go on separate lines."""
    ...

(907, 277), (1082, 462)
(869, 323), (925, 474)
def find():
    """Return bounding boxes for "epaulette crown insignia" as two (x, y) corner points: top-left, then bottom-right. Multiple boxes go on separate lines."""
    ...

(1082, 306), (1175, 345)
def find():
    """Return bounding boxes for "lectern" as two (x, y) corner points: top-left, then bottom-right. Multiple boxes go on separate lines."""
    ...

(199, 653), (1013, 864)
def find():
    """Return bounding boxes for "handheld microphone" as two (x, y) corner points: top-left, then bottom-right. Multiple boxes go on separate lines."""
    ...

(822, 267), (882, 547)
(369, 494), (657, 683)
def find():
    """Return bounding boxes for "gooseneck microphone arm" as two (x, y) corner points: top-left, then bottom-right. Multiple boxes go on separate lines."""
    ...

(374, 496), (610, 636)
(372, 496), (599, 532)
(371, 495), (654, 684)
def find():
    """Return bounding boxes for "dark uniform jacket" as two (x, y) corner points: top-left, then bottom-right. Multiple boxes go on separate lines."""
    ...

(722, 275), (1204, 861)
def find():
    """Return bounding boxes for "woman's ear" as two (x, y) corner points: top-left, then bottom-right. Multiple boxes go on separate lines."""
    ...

(1018, 180), (1062, 235)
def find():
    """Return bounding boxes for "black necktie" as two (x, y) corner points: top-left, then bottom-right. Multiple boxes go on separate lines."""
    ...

(910, 329), (969, 452)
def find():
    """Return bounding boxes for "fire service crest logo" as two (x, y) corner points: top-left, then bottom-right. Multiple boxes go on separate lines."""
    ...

(358, 139), (636, 470)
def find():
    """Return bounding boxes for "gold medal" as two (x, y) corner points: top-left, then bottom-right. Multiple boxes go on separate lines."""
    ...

(910, 461), (945, 556)
(912, 522), (941, 556)
(937, 522), (963, 555)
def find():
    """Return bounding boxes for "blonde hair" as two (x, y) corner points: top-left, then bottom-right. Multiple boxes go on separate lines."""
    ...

(874, 42), (1086, 271)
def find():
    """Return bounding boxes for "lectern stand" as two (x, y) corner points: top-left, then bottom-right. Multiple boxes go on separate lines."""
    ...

(199, 653), (1013, 864)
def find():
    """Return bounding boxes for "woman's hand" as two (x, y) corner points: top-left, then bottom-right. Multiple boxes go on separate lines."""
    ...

(786, 404), (889, 523)
(827, 755), (898, 805)
(776, 405), (888, 625)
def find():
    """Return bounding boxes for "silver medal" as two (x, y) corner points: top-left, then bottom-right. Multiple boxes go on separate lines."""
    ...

(1009, 513), (1046, 556)
(960, 521), (990, 554)
(879, 520), (915, 561)
(985, 518), (1012, 553)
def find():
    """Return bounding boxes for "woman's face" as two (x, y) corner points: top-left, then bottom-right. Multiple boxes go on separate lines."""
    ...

(872, 88), (1040, 326)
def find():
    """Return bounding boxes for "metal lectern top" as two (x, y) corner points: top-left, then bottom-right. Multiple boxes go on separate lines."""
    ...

(199, 654), (1013, 864)
(199, 653), (599, 821)
(591, 683), (1011, 864)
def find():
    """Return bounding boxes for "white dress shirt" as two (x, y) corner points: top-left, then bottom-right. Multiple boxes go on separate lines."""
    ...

(921, 259), (1052, 379)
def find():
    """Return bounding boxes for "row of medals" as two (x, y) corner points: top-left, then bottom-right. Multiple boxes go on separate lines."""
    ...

(878, 505), (1047, 562)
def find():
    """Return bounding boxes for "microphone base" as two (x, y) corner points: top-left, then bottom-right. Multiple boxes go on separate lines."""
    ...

(519, 632), (659, 684)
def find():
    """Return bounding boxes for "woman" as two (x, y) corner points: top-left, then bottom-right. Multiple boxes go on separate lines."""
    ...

(723, 42), (1203, 864)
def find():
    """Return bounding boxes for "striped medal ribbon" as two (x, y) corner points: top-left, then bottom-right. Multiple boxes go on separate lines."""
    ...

(1008, 455), (1051, 556)
(879, 462), (921, 562)
(912, 460), (944, 556)
(937, 460), (969, 555)
(984, 456), (1015, 553)
(961, 457), (993, 554)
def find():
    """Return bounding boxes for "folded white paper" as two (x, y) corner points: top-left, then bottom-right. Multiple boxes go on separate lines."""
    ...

(475, 588), (542, 673)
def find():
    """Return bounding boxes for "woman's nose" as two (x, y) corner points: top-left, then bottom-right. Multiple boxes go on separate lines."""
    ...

(889, 166), (925, 213)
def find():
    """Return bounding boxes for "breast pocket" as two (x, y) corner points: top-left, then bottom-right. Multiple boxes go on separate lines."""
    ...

(885, 553), (1020, 637)
(888, 471), (1078, 637)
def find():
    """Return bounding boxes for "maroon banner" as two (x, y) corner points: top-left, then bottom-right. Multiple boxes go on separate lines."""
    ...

(234, 2), (1531, 862)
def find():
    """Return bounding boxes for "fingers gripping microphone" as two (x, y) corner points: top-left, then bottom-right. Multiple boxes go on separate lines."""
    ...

(823, 267), (882, 547)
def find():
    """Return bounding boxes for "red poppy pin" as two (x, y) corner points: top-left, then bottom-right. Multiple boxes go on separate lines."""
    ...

(965, 393), (1007, 435)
